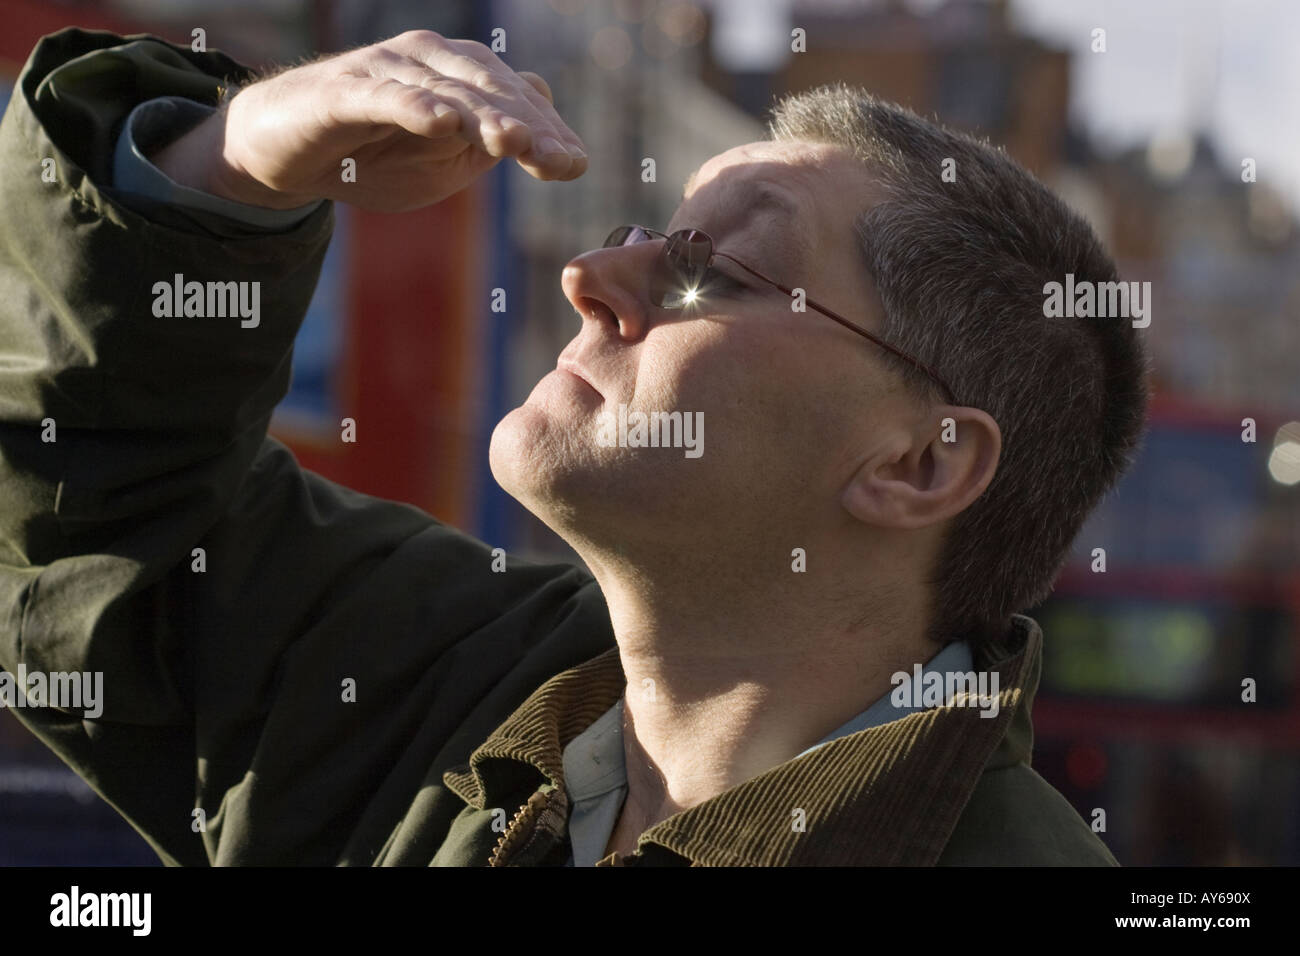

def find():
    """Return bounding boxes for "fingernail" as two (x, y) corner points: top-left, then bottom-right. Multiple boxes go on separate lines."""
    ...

(538, 135), (567, 157)
(499, 116), (525, 132)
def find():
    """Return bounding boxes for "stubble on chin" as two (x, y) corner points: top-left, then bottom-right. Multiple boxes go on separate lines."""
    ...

(489, 401), (607, 516)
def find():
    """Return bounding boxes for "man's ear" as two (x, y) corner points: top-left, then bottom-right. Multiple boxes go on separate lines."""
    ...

(841, 407), (1001, 531)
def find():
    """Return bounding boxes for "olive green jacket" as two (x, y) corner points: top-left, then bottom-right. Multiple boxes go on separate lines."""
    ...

(0, 28), (1117, 867)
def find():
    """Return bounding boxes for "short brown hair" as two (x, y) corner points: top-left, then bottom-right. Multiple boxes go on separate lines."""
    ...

(767, 83), (1149, 650)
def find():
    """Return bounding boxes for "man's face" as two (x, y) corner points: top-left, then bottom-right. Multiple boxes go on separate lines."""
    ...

(490, 139), (920, 562)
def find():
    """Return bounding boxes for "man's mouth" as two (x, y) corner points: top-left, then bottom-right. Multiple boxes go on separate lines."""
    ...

(556, 359), (602, 398)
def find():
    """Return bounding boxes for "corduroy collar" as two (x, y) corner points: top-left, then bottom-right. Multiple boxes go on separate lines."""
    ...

(444, 614), (1042, 866)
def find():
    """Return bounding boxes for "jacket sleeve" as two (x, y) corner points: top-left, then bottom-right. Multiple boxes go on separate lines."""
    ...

(0, 28), (612, 866)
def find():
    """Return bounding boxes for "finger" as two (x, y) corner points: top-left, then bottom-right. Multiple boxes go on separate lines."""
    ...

(400, 37), (586, 161)
(469, 76), (587, 171)
(375, 61), (555, 163)
(517, 70), (553, 104)
(501, 69), (578, 146)
(460, 58), (585, 157)
(325, 75), (464, 143)
(382, 63), (584, 178)
(509, 74), (588, 159)
(432, 40), (577, 149)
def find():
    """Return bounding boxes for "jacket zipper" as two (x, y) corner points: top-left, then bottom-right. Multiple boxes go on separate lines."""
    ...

(488, 788), (562, 867)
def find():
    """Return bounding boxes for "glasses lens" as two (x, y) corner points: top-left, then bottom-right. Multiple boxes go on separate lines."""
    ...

(654, 230), (712, 309)
(603, 225), (639, 249)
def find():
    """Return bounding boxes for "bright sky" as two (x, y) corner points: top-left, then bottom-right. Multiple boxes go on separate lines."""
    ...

(1007, 0), (1300, 212)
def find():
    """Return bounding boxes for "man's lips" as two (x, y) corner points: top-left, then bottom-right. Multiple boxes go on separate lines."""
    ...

(556, 359), (602, 397)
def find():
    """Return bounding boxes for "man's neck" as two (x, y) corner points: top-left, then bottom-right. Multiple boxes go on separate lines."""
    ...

(591, 565), (941, 843)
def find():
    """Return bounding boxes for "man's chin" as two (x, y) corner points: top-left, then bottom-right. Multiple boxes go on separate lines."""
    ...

(489, 402), (594, 514)
(489, 392), (724, 550)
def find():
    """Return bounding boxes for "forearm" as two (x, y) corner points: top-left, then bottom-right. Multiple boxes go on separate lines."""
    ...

(0, 28), (333, 671)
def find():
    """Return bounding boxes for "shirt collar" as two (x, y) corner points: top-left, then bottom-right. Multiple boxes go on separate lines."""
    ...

(444, 614), (1042, 866)
(794, 637), (973, 758)
(561, 697), (625, 802)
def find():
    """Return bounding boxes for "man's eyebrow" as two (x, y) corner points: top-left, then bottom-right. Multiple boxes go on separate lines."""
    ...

(682, 172), (799, 216)
(742, 181), (800, 217)
(724, 181), (809, 272)
(678, 175), (811, 273)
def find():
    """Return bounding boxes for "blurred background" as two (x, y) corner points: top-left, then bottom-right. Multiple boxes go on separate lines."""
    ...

(0, 0), (1297, 865)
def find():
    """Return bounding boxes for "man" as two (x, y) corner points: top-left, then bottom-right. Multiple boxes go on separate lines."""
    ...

(0, 26), (1144, 866)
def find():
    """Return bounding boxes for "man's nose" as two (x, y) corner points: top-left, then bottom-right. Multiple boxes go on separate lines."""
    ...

(560, 242), (657, 341)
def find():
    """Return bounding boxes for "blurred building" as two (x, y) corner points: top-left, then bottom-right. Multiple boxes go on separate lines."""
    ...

(704, 0), (1070, 176)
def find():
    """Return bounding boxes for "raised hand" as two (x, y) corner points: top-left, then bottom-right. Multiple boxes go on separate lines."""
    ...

(152, 30), (588, 213)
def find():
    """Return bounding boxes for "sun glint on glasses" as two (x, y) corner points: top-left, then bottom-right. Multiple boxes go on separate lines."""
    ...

(602, 225), (955, 404)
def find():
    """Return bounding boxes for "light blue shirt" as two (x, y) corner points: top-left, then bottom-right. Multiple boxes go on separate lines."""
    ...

(562, 639), (973, 866)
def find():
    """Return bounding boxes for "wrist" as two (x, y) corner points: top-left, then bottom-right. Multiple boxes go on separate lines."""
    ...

(149, 101), (317, 211)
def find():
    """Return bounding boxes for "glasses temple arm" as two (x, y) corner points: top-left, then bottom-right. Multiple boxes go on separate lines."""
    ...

(715, 252), (956, 403)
